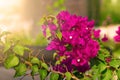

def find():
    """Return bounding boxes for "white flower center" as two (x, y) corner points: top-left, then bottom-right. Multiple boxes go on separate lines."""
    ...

(69, 36), (72, 39)
(86, 27), (88, 30)
(77, 59), (80, 62)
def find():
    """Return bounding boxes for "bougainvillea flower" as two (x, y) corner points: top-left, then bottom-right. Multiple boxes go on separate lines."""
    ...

(53, 64), (66, 73)
(76, 63), (90, 73)
(42, 20), (57, 37)
(114, 35), (120, 42)
(102, 34), (108, 42)
(105, 57), (111, 63)
(87, 20), (95, 29)
(71, 57), (87, 66)
(114, 27), (120, 42)
(44, 11), (100, 73)
(85, 39), (100, 58)
(57, 11), (70, 26)
(116, 26), (120, 35)
(46, 39), (66, 52)
(48, 23), (57, 36)
(93, 29), (101, 38)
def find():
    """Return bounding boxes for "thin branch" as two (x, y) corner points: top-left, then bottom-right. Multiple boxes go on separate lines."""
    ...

(71, 74), (80, 80)
(41, 54), (45, 62)
(51, 69), (80, 80)
(28, 50), (34, 60)
(25, 61), (32, 67)
(35, 49), (44, 57)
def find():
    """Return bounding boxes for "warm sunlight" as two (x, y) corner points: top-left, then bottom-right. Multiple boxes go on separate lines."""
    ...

(0, 0), (32, 35)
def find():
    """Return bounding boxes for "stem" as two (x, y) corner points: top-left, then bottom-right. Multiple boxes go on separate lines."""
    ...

(71, 75), (80, 80)
(35, 49), (44, 57)
(41, 54), (45, 62)
(28, 50), (34, 60)
(51, 70), (80, 80)
(25, 61), (32, 67)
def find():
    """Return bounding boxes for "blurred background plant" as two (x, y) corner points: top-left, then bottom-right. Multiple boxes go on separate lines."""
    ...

(100, 0), (120, 26)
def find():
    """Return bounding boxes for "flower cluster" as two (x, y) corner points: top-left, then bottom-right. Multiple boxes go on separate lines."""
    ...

(42, 11), (100, 73)
(114, 26), (120, 42)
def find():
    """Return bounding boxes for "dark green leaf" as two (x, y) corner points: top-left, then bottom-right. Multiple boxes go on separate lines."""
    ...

(73, 71), (83, 79)
(65, 72), (71, 80)
(31, 65), (39, 76)
(50, 72), (59, 80)
(39, 69), (48, 80)
(4, 55), (19, 69)
(90, 58), (100, 67)
(14, 63), (27, 77)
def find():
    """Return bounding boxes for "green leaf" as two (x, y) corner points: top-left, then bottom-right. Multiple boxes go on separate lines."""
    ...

(31, 57), (40, 65)
(113, 49), (120, 59)
(14, 63), (27, 77)
(102, 69), (112, 80)
(50, 72), (59, 80)
(53, 52), (57, 59)
(4, 55), (19, 69)
(90, 58), (100, 67)
(39, 17), (45, 25)
(98, 53), (105, 61)
(46, 28), (51, 38)
(13, 45), (29, 56)
(41, 62), (49, 70)
(65, 72), (71, 80)
(92, 66), (100, 80)
(31, 65), (39, 76)
(56, 31), (62, 40)
(98, 49), (110, 58)
(98, 62), (106, 72)
(109, 59), (120, 69)
(60, 56), (65, 61)
(55, 60), (60, 65)
(116, 70), (120, 79)
(3, 42), (11, 53)
(39, 69), (48, 80)
(73, 71), (84, 79)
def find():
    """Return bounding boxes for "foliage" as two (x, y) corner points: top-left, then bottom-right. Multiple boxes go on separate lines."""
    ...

(100, 0), (120, 25)
(47, 0), (65, 15)
(1, 11), (120, 80)
(35, 31), (48, 46)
